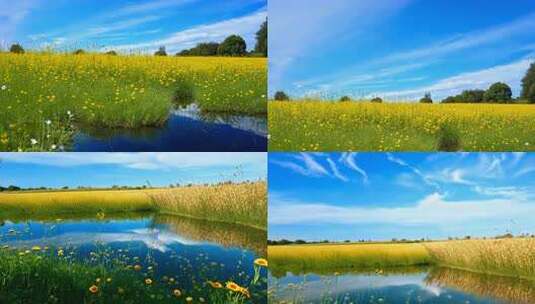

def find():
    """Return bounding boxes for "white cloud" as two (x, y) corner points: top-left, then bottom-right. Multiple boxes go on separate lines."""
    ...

(0, 152), (266, 170)
(326, 158), (348, 182)
(386, 153), (440, 190)
(269, 192), (535, 225)
(113, 0), (197, 17)
(271, 153), (329, 178)
(110, 9), (266, 53)
(339, 153), (368, 183)
(375, 57), (534, 100)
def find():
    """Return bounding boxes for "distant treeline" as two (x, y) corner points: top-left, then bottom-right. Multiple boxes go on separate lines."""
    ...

(0, 180), (259, 192)
(272, 62), (535, 104)
(4, 20), (267, 58)
(268, 233), (535, 245)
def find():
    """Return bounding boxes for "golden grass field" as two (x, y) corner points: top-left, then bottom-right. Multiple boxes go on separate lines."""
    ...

(0, 181), (267, 229)
(269, 238), (535, 279)
(269, 101), (535, 151)
(0, 53), (267, 151)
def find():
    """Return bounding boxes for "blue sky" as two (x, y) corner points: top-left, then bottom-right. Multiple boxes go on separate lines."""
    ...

(269, 153), (535, 241)
(0, 0), (266, 53)
(0, 152), (266, 188)
(269, 0), (535, 100)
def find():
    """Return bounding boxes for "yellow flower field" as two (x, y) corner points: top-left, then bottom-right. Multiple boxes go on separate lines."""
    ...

(0, 53), (267, 151)
(268, 101), (535, 151)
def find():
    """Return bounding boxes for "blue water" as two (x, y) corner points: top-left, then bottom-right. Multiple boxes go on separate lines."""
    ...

(0, 214), (267, 303)
(269, 268), (534, 304)
(72, 108), (267, 152)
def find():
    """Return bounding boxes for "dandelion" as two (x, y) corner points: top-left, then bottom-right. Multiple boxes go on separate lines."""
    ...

(134, 264), (142, 271)
(106, 278), (112, 283)
(31, 246), (41, 251)
(57, 249), (64, 256)
(89, 285), (98, 294)
(254, 258), (268, 267)
(144, 278), (153, 285)
(186, 297), (193, 302)
(225, 281), (242, 292)
(95, 278), (101, 283)
(173, 289), (181, 297)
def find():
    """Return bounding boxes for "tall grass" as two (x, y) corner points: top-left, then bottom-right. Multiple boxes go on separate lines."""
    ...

(268, 242), (432, 275)
(150, 181), (267, 230)
(0, 53), (267, 151)
(424, 238), (535, 279)
(269, 101), (535, 151)
(0, 182), (267, 229)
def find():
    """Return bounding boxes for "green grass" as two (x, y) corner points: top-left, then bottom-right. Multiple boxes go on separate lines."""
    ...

(268, 101), (535, 151)
(0, 53), (267, 151)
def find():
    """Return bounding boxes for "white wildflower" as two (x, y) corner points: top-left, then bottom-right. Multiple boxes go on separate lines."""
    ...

(51, 144), (57, 150)
(30, 138), (38, 145)
(45, 120), (52, 125)
(1, 85), (6, 90)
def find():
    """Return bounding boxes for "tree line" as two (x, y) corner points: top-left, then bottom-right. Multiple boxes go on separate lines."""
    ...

(273, 62), (535, 104)
(4, 20), (268, 58)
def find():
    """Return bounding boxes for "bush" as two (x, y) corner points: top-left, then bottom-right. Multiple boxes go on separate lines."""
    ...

(9, 44), (24, 54)
(73, 49), (85, 55)
(154, 46), (167, 56)
(484, 82), (512, 103)
(419, 93), (433, 103)
(177, 42), (219, 56)
(274, 91), (290, 101)
(522, 63), (535, 103)
(105, 50), (117, 56)
(437, 124), (461, 151)
(217, 35), (247, 56)
(370, 97), (383, 103)
(339, 96), (351, 102)
(460, 89), (485, 103)
(172, 81), (195, 108)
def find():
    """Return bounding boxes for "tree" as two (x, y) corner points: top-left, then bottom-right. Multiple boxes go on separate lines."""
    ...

(274, 91), (290, 101)
(106, 50), (118, 56)
(459, 89), (485, 103)
(73, 49), (85, 55)
(217, 35), (247, 56)
(483, 82), (512, 103)
(370, 97), (383, 103)
(10, 44), (24, 54)
(254, 20), (267, 57)
(419, 93), (433, 103)
(154, 46), (167, 56)
(521, 62), (535, 103)
(339, 96), (351, 102)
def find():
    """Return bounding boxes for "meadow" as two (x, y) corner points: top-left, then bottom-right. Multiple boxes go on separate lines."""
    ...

(268, 101), (535, 151)
(0, 53), (267, 151)
(0, 181), (267, 229)
(268, 238), (535, 280)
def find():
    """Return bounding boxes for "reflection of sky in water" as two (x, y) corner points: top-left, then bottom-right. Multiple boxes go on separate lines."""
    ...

(0, 217), (266, 302)
(269, 271), (505, 304)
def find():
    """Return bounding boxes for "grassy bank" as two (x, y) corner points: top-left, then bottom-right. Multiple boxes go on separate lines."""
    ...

(425, 238), (535, 280)
(151, 181), (267, 230)
(268, 242), (432, 274)
(269, 238), (535, 280)
(0, 53), (267, 151)
(0, 182), (267, 229)
(268, 101), (535, 151)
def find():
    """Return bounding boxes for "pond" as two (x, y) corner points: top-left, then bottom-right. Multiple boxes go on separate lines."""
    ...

(72, 105), (267, 152)
(268, 267), (535, 304)
(0, 213), (267, 303)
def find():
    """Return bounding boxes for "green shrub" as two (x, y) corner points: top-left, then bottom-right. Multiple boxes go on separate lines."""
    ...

(339, 96), (351, 102)
(172, 81), (195, 107)
(9, 44), (24, 54)
(274, 91), (290, 101)
(437, 124), (461, 151)
(370, 97), (383, 103)
(419, 93), (433, 104)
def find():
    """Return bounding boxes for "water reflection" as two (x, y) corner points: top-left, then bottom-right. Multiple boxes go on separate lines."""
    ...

(0, 213), (267, 303)
(73, 106), (267, 152)
(269, 266), (533, 303)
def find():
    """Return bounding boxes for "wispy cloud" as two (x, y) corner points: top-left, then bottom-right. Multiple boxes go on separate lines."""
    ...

(375, 57), (534, 100)
(339, 153), (368, 183)
(113, 0), (197, 17)
(386, 153), (440, 190)
(0, 152), (266, 171)
(110, 9), (266, 53)
(271, 153), (329, 178)
(327, 158), (348, 182)
(269, 192), (534, 226)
